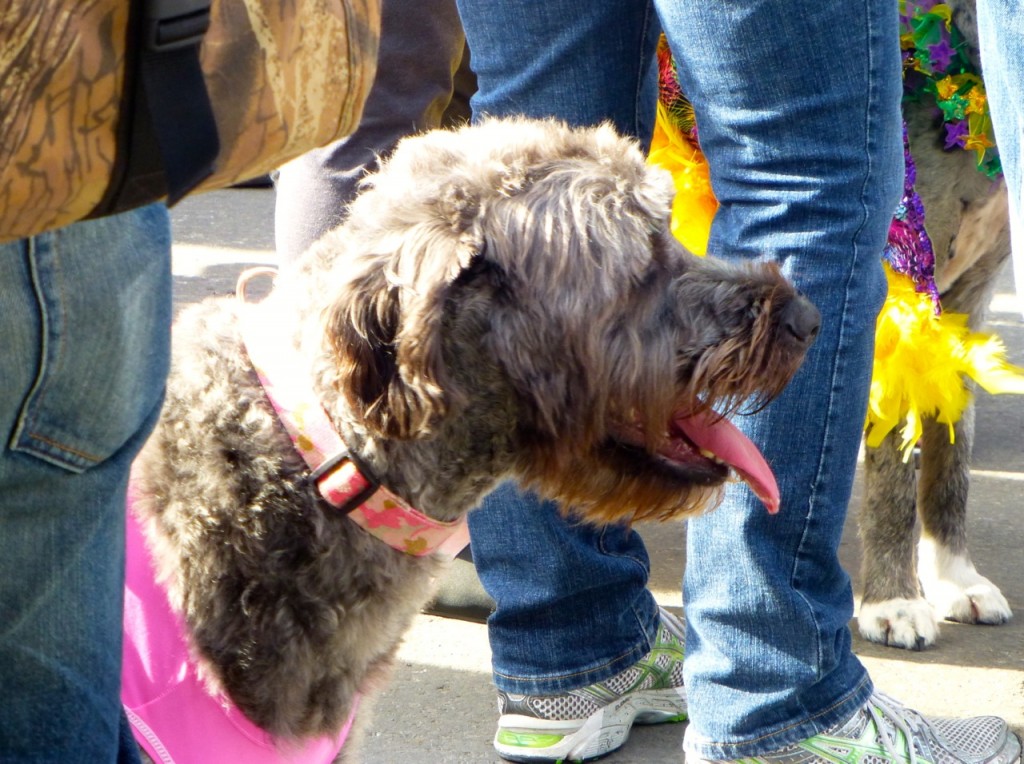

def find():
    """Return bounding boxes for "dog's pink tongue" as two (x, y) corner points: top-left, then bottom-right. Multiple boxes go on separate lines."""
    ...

(675, 411), (780, 514)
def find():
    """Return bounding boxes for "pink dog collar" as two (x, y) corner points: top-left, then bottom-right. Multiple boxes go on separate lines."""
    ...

(236, 268), (469, 560)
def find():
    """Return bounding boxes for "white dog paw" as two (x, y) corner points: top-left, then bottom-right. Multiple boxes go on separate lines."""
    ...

(928, 580), (1012, 624)
(858, 598), (939, 650)
(922, 572), (1013, 624)
(918, 542), (1013, 625)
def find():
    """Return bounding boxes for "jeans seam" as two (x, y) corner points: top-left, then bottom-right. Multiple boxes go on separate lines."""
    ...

(634, 1), (659, 144)
(790, 0), (893, 684)
(10, 236), (106, 467)
(596, 526), (650, 574)
(10, 237), (57, 453)
(21, 432), (103, 465)
(597, 526), (657, 651)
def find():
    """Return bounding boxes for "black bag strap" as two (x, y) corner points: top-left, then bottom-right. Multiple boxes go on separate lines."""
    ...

(90, 0), (219, 218)
(141, 0), (219, 204)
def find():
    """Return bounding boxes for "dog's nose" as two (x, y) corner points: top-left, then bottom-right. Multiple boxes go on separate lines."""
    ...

(779, 294), (821, 348)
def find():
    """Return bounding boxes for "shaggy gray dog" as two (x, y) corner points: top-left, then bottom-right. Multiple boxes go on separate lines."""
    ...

(130, 117), (818, 758)
(857, 0), (1013, 650)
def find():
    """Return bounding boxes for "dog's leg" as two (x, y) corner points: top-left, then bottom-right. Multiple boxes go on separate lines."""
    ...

(858, 433), (939, 650)
(915, 200), (1014, 627)
(916, 403), (1013, 625)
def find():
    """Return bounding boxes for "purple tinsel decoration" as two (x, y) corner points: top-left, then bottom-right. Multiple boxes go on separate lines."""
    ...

(883, 121), (941, 311)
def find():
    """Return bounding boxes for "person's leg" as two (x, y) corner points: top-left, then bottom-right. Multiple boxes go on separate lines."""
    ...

(0, 205), (172, 762)
(458, 0), (658, 141)
(655, 2), (1013, 760)
(468, 484), (661, 691)
(274, 0), (470, 263)
(649, 0), (901, 756)
(455, 4), (688, 762)
(977, 0), (1024, 315)
(467, 489), (684, 763)
(455, 0), (665, 692)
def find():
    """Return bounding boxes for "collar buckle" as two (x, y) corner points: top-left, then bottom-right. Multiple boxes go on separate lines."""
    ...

(309, 449), (380, 515)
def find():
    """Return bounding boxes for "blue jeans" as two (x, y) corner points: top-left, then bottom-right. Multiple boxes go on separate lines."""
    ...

(0, 206), (171, 762)
(977, 0), (1024, 315)
(456, 0), (902, 758)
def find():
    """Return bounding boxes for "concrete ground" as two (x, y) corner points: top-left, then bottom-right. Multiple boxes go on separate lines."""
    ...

(171, 188), (1024, 763)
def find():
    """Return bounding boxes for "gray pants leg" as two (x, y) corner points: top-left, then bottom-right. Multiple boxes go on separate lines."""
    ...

(274, 0), (472, 262)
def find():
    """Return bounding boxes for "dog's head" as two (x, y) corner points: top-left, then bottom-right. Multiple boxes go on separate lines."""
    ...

(316, 118), (819, 524)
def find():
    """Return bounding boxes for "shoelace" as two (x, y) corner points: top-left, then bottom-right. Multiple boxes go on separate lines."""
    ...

(865, 692), (940, 764)
(657, 607), (686, 644)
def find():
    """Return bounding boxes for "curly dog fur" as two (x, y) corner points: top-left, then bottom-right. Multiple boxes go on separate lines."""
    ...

(131, 117), (818, 757)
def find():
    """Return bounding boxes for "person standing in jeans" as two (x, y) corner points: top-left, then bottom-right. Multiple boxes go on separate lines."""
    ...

(0, 205), (172, 763)
(449, 1), (1022, 762)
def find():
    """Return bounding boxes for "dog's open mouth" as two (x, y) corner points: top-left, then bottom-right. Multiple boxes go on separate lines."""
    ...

(613, 410), (780, 514)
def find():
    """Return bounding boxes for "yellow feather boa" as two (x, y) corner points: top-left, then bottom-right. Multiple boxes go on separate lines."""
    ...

(649, 103), (715, 256)
(648, 108), (1024, 460)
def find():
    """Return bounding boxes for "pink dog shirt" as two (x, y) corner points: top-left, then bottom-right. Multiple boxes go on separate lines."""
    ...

(121, 493), (356, 763)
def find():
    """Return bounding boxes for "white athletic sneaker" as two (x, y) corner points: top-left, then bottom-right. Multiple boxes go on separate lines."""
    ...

(688, 691), (1021, 764)
(493, 608), (688, 763)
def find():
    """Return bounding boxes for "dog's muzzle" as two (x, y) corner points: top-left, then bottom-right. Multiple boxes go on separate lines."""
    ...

(778, 293), (821, 352)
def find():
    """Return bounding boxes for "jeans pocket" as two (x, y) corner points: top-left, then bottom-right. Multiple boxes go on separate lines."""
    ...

(8, 207), (172, 473)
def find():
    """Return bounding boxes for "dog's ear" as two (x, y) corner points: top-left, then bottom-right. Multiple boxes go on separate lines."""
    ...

(326, 262), (404, 436)
(325, 220), (481, 439)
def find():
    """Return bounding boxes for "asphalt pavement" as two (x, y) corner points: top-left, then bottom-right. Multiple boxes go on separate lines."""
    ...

(170, 187), (1024, 763)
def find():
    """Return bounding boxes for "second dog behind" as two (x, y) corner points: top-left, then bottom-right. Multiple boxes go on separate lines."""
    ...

(857, 0), (1015, 650)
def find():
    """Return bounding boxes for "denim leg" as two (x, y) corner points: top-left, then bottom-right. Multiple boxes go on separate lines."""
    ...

(468, 485), (660, 694)
(456, 0), (661, 141)
(455, 0), (666, 694)
(459, 0), (902, 749)
(0, 206), (171, 762)
(275, 0), (471, 263)
(652, 0), (903, 756)
(977, 0), (1024, 315)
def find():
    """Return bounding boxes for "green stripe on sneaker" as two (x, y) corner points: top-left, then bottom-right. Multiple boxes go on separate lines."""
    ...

(496, 730), (567, 749)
